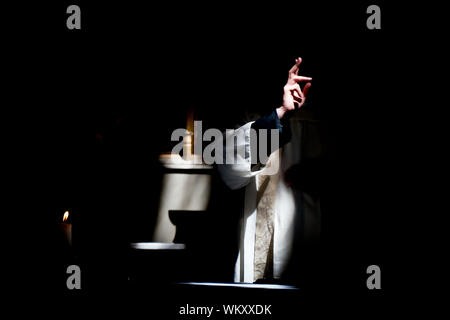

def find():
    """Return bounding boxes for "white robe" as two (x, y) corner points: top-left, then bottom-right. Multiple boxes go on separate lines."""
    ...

(218, 121), (302, 283)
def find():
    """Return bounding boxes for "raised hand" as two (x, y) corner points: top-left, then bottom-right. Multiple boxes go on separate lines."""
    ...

(277, 57), (312, 119)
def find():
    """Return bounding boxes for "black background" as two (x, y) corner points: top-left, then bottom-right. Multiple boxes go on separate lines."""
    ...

(4, 0), (434, 317)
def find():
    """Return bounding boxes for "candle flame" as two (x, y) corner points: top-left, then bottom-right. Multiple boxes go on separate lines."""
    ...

(63, 211), (69, 222)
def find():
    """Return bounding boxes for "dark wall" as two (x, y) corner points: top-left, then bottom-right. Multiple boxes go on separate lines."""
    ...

(7, 1), (409, 298)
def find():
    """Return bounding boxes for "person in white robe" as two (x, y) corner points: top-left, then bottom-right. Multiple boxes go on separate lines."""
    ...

(218, 57), (315, 283)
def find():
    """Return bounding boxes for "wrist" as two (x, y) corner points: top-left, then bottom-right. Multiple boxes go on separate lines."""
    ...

(276, 106), (287, 120)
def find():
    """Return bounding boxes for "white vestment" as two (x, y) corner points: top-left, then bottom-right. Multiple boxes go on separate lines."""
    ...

(218, 121), (303, 283)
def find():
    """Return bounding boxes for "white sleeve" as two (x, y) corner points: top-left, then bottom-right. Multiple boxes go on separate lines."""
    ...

(217, 121), (263, 190)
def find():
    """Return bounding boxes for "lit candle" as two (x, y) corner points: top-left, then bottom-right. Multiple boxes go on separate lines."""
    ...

(60, 210), (72, 246)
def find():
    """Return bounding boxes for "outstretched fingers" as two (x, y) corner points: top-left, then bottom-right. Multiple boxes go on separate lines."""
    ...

(288, 57), (302, 75)
(288, 58), (312, 85)
(292, 75), (312, 82)
(283, 57), (312, 109)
